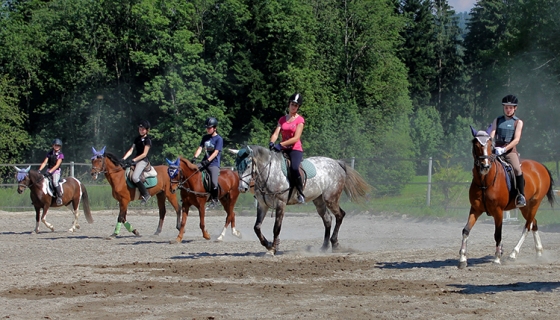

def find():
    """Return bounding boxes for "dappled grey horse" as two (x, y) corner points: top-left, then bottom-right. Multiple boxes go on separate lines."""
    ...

(231, 145), (371, 255)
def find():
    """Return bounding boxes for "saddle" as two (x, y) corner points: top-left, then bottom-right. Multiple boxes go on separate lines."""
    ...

(125, 163), (158, 188)
(496, 156), (519, 202)
(200, 168), (222, 194)
(280, 153), (317, 190)
(45, 178), (66, 198)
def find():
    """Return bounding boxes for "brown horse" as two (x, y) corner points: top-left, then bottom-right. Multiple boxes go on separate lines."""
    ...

(459, 126), (555, 268)
(15, 166), (93, 233)
(166, 157), (242, 243)
(90, 147), (181, 238)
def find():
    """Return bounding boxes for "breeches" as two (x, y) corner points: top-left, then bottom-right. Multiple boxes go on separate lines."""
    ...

(285, 150), (303, 179)
(52, 172), (61, 187)
(132, 159), (148, 183)
(504, 152), (522, 175)
(207, 166), (220, 189)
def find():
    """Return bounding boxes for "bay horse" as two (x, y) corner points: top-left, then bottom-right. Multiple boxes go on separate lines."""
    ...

(166, 157), (242, 243)
(15, 166), (93, 233)
(459, 126), (555, 268)
(231, 145), (371, 255)
(90, 147), (181, 238)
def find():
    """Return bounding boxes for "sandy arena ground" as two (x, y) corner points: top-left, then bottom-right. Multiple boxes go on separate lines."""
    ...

(1, 206), (560, 319)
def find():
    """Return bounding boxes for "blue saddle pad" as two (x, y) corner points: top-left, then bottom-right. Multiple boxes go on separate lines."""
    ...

(125, 167), (158, 189)
(280, 158), (317, 179)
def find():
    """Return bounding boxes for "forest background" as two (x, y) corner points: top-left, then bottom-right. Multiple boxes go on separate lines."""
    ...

(1, 0), (559, 198)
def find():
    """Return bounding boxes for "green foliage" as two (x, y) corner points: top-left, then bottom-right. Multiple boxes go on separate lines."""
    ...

(432, 153), (471, 210)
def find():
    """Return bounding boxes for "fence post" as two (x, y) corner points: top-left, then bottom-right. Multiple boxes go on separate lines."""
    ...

(70, 161), (75, 177)
(351, 157), (355, 169)
(426, 157), (432, 206)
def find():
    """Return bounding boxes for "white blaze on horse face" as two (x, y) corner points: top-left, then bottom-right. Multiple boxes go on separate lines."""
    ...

(475, 132), (491, 172)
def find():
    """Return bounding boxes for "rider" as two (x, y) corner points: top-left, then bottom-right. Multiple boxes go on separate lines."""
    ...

(192, 117), (223, 208)
(38, 138), (65, 205)
(122, 120), (152, 204)
(269, 92), (306, 204)
(490, 94), (526, 207)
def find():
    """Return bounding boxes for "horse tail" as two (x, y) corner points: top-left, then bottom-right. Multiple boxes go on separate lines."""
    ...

(80, 182), (94, 223)
(337, 160), (371, 203)
(544, 166), (555, 208)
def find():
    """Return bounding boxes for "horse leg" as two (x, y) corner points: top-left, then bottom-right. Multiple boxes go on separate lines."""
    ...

(458, 208), (482, 269)
(41, 205), (54, 232)
(217, 195), (241, 241)
(33, 207), (41, 234)
(154, 193), (166, 235)
(269, 203), (286, 255)
(491, 212), (504, 264)
(171, 202), (189, 244)
(67, 200), (80, 233)
(254, 202), (272, 251)
(198, 199), (211, 240)
(312, 197), (332, 251)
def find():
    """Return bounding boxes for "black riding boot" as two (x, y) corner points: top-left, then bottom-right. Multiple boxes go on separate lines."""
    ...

(207, 188), (219, 209)
(295, 176), (305, 204)
(515, 174), (526, 207)
(55, 185), (63, 205)
(135, 181), (151, 204)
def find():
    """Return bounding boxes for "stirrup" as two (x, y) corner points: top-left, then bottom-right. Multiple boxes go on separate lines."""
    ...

(141, 194), (151, 205)
(297, 194), (305, 204)
(56, 197), (63, 205)
(516, 194), (526, 207)
(206, 199), (218, 209)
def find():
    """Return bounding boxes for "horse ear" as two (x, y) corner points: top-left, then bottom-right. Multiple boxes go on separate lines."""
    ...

(14, 166), (21, 172)
(247, 145), (253, 154)
(166, 158), (173, 165)
(486, 123), (493, 135)
(100, 146), (106, 155)
(228, 148), (239, 154)
(92, 146), (97, 154)
(174, 158), (180, 166)
(25, 166), (31, 172)
(470, 125), (478, 137)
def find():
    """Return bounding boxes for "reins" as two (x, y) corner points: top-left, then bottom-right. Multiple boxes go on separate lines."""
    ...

(172, 165), (210, 198)
(250, 152), (290, 208)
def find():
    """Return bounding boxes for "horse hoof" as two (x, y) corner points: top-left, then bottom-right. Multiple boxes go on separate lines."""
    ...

(203, 233), (211, 240)
(132, 229), (141, 237)
(169, 238), (181, 244)
(266, 250), (276, 256)
(216, 235), (224, 241)
(457, 261), (467, 269)
(105, 233), (118, 240)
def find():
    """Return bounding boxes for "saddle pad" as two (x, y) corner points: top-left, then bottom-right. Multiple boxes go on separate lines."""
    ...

(45, 179), (66, 197)
(281, 158), (317, 179)
(125, 167), (158, 189)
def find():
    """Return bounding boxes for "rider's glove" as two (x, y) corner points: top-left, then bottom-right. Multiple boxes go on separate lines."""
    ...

(190, 157), (197, 164)
(43, 171), (52, 178)
(494, 147), (506, 156)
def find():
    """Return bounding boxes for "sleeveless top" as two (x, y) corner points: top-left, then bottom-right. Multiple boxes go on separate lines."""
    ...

(495, 115), (519, 147)
(134, 135), (152, 162)
(46, 149), (64, 173)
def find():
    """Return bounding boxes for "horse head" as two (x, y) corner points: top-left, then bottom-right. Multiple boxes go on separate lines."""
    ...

(166, 158), (181, 194)
(90, 146), (106, 180)
(229, 146), (254, 193)
(470, 125), (493, 175)
(14, 165), (31, 194)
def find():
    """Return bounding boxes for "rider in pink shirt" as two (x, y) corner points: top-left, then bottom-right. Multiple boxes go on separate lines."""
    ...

(269, 93), (306, 203)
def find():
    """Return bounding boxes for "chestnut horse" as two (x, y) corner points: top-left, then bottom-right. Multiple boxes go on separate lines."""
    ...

(90, 147), (181, 238)
(166, 157), (242, 243)
(15, 166), (93, 233)
(459, 126), (555, 268)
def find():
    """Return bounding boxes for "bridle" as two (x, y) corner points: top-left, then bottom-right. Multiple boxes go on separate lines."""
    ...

(91, 155), (124, 178)
(168, 163), (209, 197)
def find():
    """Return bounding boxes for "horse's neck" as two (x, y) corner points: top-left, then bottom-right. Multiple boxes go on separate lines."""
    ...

(254, 156), (286, 190)
(181, 164), (203, 188)
(104, 159), (123, 184)
(474, 163), (501, 184)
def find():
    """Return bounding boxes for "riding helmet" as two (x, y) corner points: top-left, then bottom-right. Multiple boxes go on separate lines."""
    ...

(205, 117), (218, 128)
(288, 93), (303, 106)
(138, 120), (151, 129)
(502, 95), (518, 106)
(52, 138), (63, 146)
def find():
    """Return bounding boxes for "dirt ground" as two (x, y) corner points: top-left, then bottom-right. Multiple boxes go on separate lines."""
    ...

(1, 206), (560, 319)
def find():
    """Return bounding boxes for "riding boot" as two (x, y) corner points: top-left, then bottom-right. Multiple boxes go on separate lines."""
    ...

(55, 185), (63, 205)
(515, 174), (526, 207)
(295, 176), (305, 204)
(207, 188), (219, 209)
(135, 181), (151, 204)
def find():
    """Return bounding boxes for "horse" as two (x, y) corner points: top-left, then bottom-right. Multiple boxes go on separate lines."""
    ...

(166, 157), (242, 243)
(230, 145), (371, 255)
(15, 166), (94, 233)
(90, 147), (181, 238)
(458, 126), (555, 268)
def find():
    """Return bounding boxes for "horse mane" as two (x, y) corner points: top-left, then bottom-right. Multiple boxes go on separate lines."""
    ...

(179, 156), (198, 171)
(28, 169), (43, 183)
(104, 152), (122, 166)
(250, 145), (275, 163)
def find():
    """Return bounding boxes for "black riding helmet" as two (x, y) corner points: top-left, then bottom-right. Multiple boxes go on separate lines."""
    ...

(205, 117), (218, 128)
(139, 120), (151, 129)
(52, 138), (62, 146)
(288, 93), (303, 106)
(502, 94), (518, 106)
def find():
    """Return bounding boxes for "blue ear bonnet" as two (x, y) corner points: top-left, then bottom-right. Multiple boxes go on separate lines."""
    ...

(17, 171), (28, 182)
(166, 158), (180, 178)
(235, 148), (250, 173)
